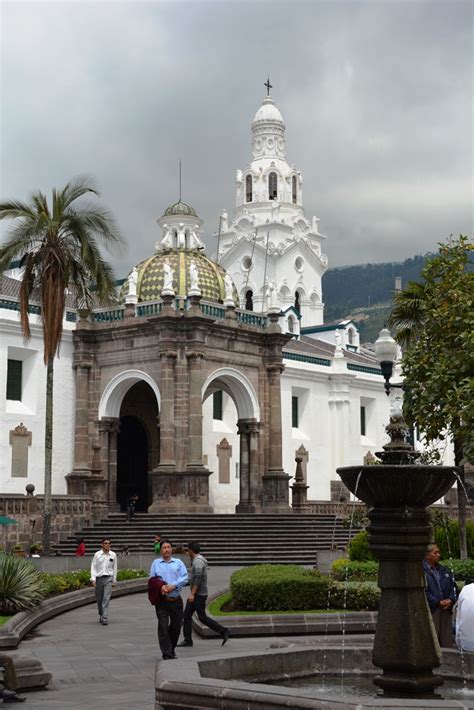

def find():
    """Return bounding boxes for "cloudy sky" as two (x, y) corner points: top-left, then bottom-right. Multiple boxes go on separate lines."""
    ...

(1, 0), (472, 277)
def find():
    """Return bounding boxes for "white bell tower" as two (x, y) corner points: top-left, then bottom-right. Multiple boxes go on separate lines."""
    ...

(217, 82), (329, 327)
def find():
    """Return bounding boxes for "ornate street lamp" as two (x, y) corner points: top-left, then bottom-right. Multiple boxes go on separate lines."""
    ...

(374, 327), (402, 395)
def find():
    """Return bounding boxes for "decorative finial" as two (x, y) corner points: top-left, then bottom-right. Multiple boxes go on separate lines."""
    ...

(264, 76), (272, 96)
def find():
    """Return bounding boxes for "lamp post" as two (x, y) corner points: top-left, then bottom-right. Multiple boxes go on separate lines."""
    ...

(374, 327), (403, 396)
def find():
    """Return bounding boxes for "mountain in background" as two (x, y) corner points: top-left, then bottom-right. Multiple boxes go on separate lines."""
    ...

(322, 253), (429, 343)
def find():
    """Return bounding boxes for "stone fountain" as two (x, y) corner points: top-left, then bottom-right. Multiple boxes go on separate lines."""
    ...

(337, 411), (457, 699)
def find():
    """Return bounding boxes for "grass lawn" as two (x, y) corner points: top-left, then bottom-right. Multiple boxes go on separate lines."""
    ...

(0, 615), (12, 625)
(208, 593), (347, 616)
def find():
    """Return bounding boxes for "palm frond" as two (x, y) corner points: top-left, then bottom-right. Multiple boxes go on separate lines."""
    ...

(61, 175), (99, 209)
(0, 200), (36, 220)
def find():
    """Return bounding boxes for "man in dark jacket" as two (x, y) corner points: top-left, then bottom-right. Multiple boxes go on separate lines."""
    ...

(423, 543), (457, 647)
(177, 542), (230, 648)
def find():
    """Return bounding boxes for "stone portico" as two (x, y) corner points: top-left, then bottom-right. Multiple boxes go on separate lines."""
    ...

(67, 291), (292, 515)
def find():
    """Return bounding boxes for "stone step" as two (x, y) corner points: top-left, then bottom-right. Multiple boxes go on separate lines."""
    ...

(54, 512), (356, 565)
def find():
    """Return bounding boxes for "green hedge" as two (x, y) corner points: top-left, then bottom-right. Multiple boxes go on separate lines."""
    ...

(41, 568), (147, 596)
(348, 531), (376, 562)
(229, 565), (379, 612)
(434, 520), (474, 559)
(331, 559), (378, 582)
(331, 558), (474, 584)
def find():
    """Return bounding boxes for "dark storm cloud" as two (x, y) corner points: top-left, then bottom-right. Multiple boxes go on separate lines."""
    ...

(1, 0), (472, 276)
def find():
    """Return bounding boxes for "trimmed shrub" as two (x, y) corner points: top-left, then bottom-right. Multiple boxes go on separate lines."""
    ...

(331, 559), (378, 582)
(230, 565), (329, 611)
(40, 568), (147, 596)
(445, 559), (474, 584)
(348, 530), (377, 562)
(0, 554), (47, 614)
(229, 564), (379, 612)
(329, 581), (379, 611)
(434, 520), (474, 559)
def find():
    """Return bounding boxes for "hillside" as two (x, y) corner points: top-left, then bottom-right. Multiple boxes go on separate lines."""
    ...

(321, 254), (429, 341)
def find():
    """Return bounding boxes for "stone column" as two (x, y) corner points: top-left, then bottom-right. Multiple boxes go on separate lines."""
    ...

(71, 360), (92, 474)
(97, 418), (120, 511)
(157, 351), (177, 467)
(235, 419), (261, 514)
(186, 351), (204, 466)
(262, 364), (291, 512)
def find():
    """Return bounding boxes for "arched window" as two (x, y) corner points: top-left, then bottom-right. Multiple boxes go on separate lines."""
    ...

(292, 175), (297, 204)
(294, 291), (300, 314)
(245, 289), (254, 311)
(288, 316), (294, 333)
(348, 329), (354, 345)
(245, 175), (253, 203)
(268, 172), (278, 200)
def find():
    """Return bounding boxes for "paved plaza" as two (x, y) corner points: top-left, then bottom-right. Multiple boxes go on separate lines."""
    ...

(7, 567), (373, 710)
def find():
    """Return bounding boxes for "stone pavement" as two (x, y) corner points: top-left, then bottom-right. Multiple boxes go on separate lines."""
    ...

(11, 566), (371, 710)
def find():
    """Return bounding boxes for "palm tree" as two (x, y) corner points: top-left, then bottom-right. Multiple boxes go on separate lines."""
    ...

(0, 177), (122, 554)
(387, 280), (426, 348)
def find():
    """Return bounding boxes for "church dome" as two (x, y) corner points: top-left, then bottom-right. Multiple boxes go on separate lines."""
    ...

(121, 250), (238, 304)
(163, 200), (198, 217)
(252, 96), (284, 124)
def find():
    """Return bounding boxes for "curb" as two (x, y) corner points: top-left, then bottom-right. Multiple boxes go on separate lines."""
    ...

(0, 577), (147, 649)
(193, 589), (377, 638)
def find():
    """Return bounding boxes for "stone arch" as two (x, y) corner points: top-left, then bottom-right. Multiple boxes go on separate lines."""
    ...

(99, 370), (161, 420)
(202, 367), (260, 421)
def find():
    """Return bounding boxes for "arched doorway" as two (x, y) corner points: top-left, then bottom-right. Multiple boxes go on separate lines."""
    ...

(117, 416), (148, 511)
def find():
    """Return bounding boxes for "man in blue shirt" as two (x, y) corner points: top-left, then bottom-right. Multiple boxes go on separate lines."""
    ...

(150, 539), (188, 660)
(423, 543), (457, 648)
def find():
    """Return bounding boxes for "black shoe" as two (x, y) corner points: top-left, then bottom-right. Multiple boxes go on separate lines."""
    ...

(162, 654), (174, 660)
(1, 690), (26, 703)
(177, 640), (193, 647)
(221, 629), (230, 646)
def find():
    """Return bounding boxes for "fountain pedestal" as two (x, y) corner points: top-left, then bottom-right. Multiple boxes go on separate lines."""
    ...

(337, 413), (456, 699)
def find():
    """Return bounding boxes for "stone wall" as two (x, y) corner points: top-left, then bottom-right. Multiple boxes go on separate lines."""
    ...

(0, 486), (92, 550)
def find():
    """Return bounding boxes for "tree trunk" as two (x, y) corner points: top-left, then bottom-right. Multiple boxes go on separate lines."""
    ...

(42, 356), (54, 555)
(454, 434), (467, 560)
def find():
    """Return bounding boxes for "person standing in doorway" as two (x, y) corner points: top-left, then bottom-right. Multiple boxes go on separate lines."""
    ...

(150, 540), (188, 660)
(423, 543), (457, 647)
(126, 494), (139, 521)
(177, 541), (230, 648)
(90, 538), (117, 626)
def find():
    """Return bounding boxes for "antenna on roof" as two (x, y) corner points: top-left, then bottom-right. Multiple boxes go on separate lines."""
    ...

(179, 158), (182, 202)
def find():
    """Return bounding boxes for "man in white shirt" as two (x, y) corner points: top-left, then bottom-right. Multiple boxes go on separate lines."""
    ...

(456, 582), (474, 652)
(90, 538), (117, 626)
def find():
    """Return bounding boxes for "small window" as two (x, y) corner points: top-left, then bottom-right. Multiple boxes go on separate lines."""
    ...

(360, 406), (366, 436)
(292, 396), (299, 428)
(7, 360), (22, 401)
(213, 391), (223, 421)
(292, 175), (297, 204)
(245, 289), (254, 311)
(348, 329), (354, 345)
(268, 172), (278, 200)
(245, 175), (253, 203)
(288, 317), (294, 333)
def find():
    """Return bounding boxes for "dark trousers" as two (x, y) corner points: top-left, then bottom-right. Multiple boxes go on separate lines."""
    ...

(155, 598), (183, 658)
(182, 595), (226, 642)
(431, 607), (454, 648)
(126, 504), (135, 521)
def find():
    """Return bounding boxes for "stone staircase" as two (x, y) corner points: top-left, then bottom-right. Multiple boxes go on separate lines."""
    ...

(54, 513), (357, 565)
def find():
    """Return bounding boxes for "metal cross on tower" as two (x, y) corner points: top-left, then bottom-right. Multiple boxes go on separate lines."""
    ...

(264, 77), (272, 96)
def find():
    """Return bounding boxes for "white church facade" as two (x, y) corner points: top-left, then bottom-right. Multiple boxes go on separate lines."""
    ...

(0, 90), (415, 518)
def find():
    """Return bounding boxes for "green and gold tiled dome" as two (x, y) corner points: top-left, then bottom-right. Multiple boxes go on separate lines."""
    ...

(121, 250), (238, 304)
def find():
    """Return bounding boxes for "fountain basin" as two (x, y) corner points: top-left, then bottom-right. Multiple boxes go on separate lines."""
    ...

(338, 465), (457, 508)
(154, 645), (474, 709)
